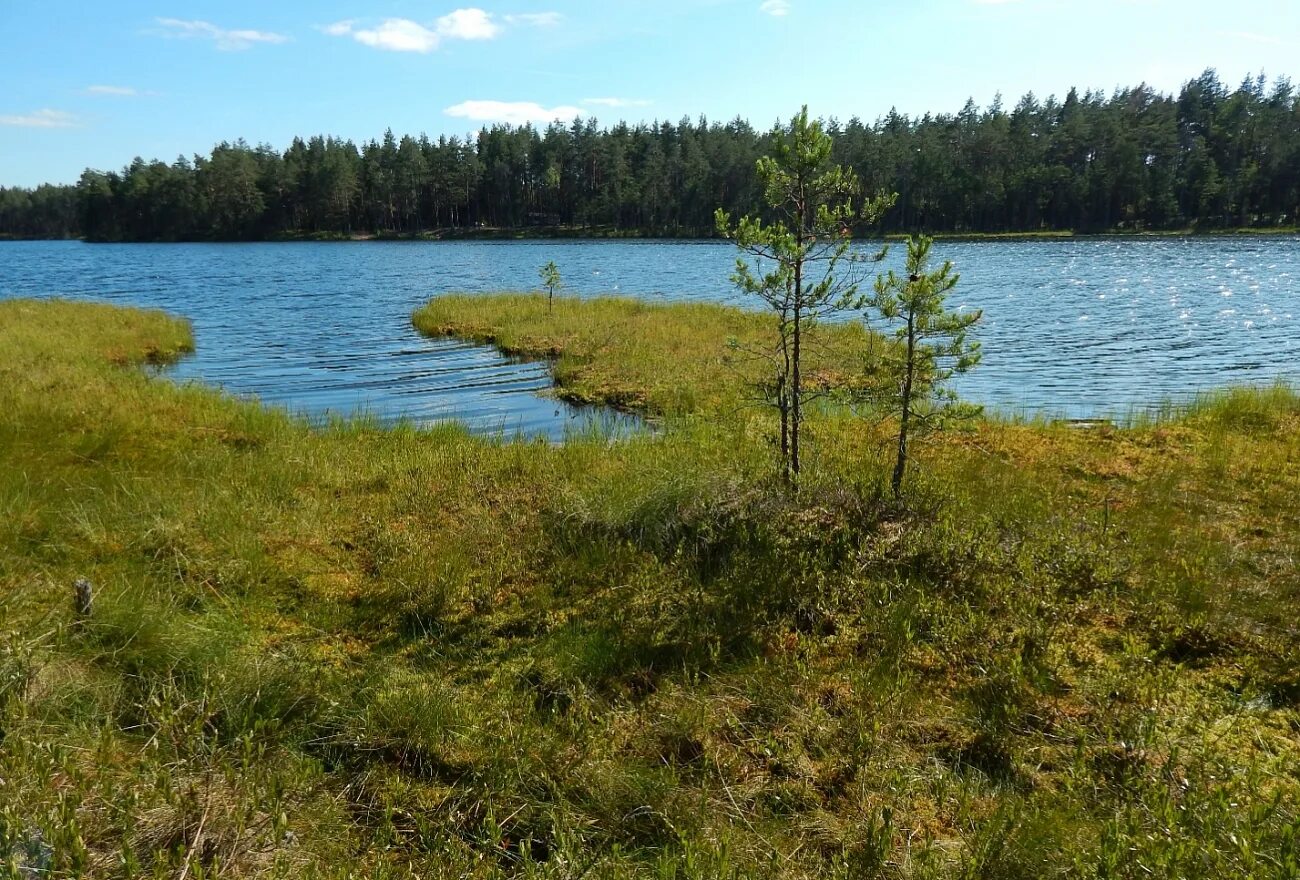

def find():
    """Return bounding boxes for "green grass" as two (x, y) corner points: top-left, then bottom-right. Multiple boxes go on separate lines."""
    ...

(2, 296), (1299, 878)
(414, 293), (880, 418)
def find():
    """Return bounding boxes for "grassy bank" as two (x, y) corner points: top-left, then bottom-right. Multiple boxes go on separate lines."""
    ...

(2, 297), (1298, 878)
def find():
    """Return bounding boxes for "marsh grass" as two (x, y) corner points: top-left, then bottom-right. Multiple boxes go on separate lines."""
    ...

(1, 296), (1298, 878)
(414, 293), (882, 419)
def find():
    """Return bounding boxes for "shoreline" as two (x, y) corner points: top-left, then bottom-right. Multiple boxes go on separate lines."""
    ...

(4, 226), (1298, 244)
(413, 292), (1298, 428)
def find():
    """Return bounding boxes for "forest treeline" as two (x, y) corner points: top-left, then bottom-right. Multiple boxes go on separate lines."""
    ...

(2, 69), (1298, 242)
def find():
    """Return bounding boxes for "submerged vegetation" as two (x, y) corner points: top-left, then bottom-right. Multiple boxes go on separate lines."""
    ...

(2, 295), (1299, 878)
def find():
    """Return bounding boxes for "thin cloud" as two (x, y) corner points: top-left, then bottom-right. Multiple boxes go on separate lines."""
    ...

(504, 12), (562, 26)
(153, 18), (288, 50)
(445, 100), (583, 125)
(759, 0), (791, 16)
(1225, 30), (1285, 46)
(0, 109), (79, 128)
(84, 85), (138, 96)
(583, 97), (652, 108)
(321, 20), (356, 36)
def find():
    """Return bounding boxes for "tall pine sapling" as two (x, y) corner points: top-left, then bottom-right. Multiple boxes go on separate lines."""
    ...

(864, 235), (982, 500)
(716, 107), (893, 484)
(539, 261), (562, 314)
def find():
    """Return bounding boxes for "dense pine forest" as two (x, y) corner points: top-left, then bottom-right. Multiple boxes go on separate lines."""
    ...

(2, 69), (1298, 241)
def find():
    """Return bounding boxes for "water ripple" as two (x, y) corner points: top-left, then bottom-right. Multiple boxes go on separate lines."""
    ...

(1, 237), (1298, 429)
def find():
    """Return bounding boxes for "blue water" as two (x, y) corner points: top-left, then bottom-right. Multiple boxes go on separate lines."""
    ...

(1, 237), (1297, 434)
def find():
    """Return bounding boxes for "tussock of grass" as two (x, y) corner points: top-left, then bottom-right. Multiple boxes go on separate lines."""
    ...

(2, 297), (1299, 878)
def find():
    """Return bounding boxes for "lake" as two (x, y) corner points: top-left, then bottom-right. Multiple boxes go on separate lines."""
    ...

(1, 237), (1297, 436)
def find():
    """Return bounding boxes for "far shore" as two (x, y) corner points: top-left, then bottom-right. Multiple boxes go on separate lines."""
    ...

(3, 225), (1298, 244)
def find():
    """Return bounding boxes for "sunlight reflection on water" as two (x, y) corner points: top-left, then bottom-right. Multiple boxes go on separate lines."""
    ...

(1, 236), (1297, 431)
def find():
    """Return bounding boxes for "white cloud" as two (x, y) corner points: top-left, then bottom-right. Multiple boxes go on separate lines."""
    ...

(327, 8), (531, 53)
(583, 97), (652, 108)
(0, 109), (79, 128)
(436, 8), (500, 40)
(154, 18), (288, 50)
(759, 0), (790, 15)
(445, 100), (583, 125)
(327, 8), (561, 51)
(84, 85), (138, 96)
(353, 18), (441, 52)
(504, 12), (562, 26)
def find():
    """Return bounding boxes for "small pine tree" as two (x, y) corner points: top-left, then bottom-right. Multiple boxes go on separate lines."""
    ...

(716, 107), (893, 485)
(863, 235), (982, 500)
(539, 261), (562, 314)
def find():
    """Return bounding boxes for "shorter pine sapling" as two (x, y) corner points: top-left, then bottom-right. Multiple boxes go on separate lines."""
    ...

(862, 235), (982, 500)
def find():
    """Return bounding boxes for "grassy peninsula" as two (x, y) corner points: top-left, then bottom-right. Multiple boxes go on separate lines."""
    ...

(2, 296), (1299, 878)
(413, 293), (880, 416)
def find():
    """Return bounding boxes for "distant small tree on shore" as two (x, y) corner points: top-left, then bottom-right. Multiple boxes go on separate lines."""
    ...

(716, 107), (894, 485)
(864, 235), (982, 500)
(539, 261), (562, 314)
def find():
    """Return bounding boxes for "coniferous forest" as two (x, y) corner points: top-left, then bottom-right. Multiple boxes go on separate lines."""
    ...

(2, 69), (1299, 242)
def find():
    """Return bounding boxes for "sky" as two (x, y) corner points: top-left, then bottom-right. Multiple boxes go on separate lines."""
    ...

(2, 0), (1298, 187)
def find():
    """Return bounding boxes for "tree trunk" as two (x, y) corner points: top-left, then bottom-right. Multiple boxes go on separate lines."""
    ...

(778, 372), (790, 484)
(892, 312), (916, 500)
(791, 271), (802, 483)
(791, 184), (806, 485)
(779, 328), (791, 484)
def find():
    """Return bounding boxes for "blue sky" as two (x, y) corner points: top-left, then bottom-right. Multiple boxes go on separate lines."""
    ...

(2, 0), (1297, 187)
